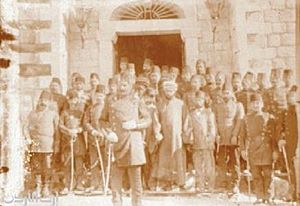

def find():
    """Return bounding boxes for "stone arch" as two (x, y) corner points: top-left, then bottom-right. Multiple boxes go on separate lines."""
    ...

(110, 0), (185, 20)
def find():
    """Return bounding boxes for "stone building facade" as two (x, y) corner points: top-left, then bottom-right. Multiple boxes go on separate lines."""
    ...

(0, 0), (298, 195)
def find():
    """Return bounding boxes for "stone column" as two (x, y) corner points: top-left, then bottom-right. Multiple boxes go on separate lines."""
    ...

(229, 0), (249, 74)
(99, 31), (115, 84)
(296, 0), (300, 95)
(182, 30), (199, 74)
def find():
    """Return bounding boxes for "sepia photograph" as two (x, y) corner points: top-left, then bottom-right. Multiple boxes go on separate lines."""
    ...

(0, 0), (299, 205)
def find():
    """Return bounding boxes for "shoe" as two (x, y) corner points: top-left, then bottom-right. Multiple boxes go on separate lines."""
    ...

(60, 188), (69, 195)
(253, 199), (263, 205)
(42, 184), (51, 197)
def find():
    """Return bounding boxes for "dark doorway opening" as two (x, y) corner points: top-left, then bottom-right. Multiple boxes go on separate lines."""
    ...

(115, 34), (184, 75)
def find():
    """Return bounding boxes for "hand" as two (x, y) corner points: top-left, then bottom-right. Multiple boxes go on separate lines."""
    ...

(105, 131), (118, 143)
(186, 145), (192, 152)
(278, 139), (286, 151)
(91, 129), (101, 137)
(216, 135), (221, 145)
(241, 150), (247, 161)
(231, 135), (238, 145)
(273, 151), (279, 161)
(122, 120), (137, 130)
(155, 133), (163, 141)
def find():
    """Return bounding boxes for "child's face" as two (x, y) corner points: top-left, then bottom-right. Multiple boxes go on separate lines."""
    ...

(191, 77), (201, 90)
(150, 73), (160, 84)
(120, 62), (127, 72)
(164, 89), (176, 99)
(109, 83), (117, 94)
(194, 97), (205, 108)
(182, 72), (191, 82)
(50, 82), (61, 94)
(74, 82), (84, 91)
(251, 100), (263, 113)
(90, 76), (99, 88)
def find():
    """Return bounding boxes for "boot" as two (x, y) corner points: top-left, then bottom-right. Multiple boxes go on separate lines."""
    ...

(42, 184), (51, 197)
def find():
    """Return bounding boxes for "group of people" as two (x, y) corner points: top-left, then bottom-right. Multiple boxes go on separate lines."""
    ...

(23, 57), (300, 206)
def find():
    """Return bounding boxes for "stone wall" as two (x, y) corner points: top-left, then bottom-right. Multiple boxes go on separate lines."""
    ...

(67, 8), (100, 86)
(196, 0), (233, 73)
(245, 0), (296, 74)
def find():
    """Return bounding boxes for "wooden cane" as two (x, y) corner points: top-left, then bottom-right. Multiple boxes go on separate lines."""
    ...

(70, 135), (76, 192)
(104, 143), (112, 195)
(95, 137), (106, 191)
(282, 146), (292, 184)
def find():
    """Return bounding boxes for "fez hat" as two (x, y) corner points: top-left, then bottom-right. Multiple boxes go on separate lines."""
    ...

(108, 77), (118, 85)
(95, 84), (106, 94)
(143, 58), (153, 65)
(39, 90), (51, 100)
(74, 75), (85, 84)
(90, 73), (100, 80)
(257, 72), (267, 80)
(206, 67), (213, 75)
(195, 90), (206, 99)
(161, 65), (169, 71)
(127, 63), (135, 70)
(290, 85), (298, 92)
(250, 93), (262, 102)
(71, 72), (81, 78)
(152, 65), (161, 74)
(120, 57), (129, 64)
(232, 72), (241, 80)
(283, 69), (293, 76)
(271, 68), (282, 78)
(170, 67), (179, 74)
(51, 77), (62, 85)
(145, 87), (157, 97)
(136, 75), (150, 87)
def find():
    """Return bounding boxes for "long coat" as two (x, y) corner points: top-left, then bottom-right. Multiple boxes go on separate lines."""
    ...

(156, 96), (185, 184)
(101, 94), (151, 167)
(214, 99), (244, 146)
(240, 112), (277, 165)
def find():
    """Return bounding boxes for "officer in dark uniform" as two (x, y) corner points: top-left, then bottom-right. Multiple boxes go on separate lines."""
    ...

(100, 74), (151, 206)
(235, 71), (256, 114)
(240, 93), (278, 204)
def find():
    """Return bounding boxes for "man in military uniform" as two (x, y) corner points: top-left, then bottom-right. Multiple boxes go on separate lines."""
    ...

(141, 58), (153, 78)
(280, 86), (300, 201)
(134, 75), (150, 99)
(214, 82), (245, 193)
(210, 71), (225, 112)
(83, 85), (107, 192)
(59, 89), (87, 194)
(156, 81), (186, 191)
(142, 88), (162, 190)
(195, 59), (206, 76)
(49, 77), (66, 114)
(149, 65), (161, 95)
(240, 93), (278, 204)
(100, 74), (151, 206)
(257, 72), (269, 94)
(24, 90), (59, 196)
(177, 65), (192, 99)
(231, 72), (242, 94)
(235, 71), (256, 114)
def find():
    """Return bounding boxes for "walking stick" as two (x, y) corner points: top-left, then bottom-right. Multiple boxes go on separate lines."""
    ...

(281, 146), (292, 184)
(244, 149), (252, 201)
(94, 136), (106, 191)
(104, 143), (112, 195)
(70, 135), (76, 192)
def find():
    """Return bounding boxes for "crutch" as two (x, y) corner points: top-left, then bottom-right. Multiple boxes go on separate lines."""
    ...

(94, 136), (106, 192)
(281, 146), (292, 184)
(70, 135), (76, 192)
(104, 143), (112, 195)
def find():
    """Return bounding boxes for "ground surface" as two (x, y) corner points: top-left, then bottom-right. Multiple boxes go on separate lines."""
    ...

(1, 193), (298, 206)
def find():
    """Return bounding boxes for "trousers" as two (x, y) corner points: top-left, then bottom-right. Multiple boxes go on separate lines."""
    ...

(111, 163), (143, 206)
(251, 164), (272, 200)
